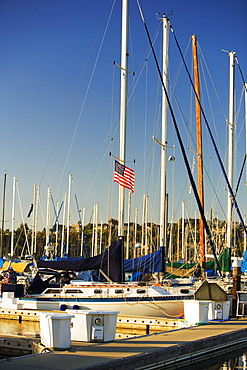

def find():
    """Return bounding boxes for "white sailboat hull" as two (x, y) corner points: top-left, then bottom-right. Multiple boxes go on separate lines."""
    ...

(14, 282), (193, 318)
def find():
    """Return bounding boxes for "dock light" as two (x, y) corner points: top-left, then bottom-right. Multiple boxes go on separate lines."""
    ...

(94, 317), (103, 326)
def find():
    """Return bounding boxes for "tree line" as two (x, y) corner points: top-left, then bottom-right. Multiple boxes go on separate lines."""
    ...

(0, 217), (245, 261)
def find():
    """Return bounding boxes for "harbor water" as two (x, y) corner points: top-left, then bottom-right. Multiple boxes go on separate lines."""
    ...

(0, 319), (40, 359)
(179, 348), (247, 370)
(0, 319), (40, 337)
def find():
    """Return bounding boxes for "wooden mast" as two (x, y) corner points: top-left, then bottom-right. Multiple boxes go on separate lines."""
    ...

(192, 34), (206, 276)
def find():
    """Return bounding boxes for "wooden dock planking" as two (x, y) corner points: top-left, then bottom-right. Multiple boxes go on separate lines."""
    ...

(1, 318), (247, 369)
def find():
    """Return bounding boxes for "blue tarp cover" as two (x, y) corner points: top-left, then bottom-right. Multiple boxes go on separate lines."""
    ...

(124, 246), (165, 273)
(37, 239), (124, 282)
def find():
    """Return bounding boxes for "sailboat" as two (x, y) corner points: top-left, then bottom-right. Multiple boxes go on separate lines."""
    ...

(165, 35), (247, 280)
(0, 2), (198, 319)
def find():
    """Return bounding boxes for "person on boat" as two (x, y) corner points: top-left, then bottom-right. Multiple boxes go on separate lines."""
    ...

(1, 266), (17, 284)
(59, 270), (77, 286)
(60, 270), (71, 285)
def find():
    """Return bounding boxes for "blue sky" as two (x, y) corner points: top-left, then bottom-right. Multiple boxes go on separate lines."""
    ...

(0, 0), (246, 232)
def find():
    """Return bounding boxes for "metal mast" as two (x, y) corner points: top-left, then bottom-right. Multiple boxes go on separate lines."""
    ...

(226, 51), (235, 254)
(118, 0), (129, 238)
(0, 172), (7, 258)
(159, 14), (170, 249)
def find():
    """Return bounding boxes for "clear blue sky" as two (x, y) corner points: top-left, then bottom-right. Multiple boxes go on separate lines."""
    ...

(0, 0), (246, 232)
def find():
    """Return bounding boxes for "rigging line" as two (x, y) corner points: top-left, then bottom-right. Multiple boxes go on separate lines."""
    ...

(170, 39), (191, 94)
(74, 194), (82, 224)
(197, 46), (227, 208)
(72, 15), (158, 205)
(192, 43), (224, 186)
(39, 2), (116, 188)
(71, 177), (83, 224)
(37, 189), (46, 231)
(55, 0), (116, 199)
(50, 193), (64, 229)
(198, 46), (222, 155)
(79, 113), (118, 204)
(127, 30), (160, 106)
(203, 163), (227, 220)
(198, 43), (228, 125)
(235, 57), (247, 92)
(108, 45), (118, 224)
(170, 25), (247, 239)
(235, 87), (245, 148)
(76, 38), (155, 200)
(197, 43), (228, 187)
(136, 2), (221, 275)
(173, 91), (197, 151)
(143, 60), (148, 193)
(235, 154), (247, 198)
(128, 20), (137, 171)
(108, 28), (160, 178)
(82, 137), (115, 206)
(15, 182), (31, 255)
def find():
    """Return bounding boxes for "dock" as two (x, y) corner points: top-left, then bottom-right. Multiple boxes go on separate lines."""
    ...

(1, 318), (247, 369)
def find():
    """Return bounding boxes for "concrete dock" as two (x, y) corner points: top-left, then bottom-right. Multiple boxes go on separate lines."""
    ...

(1, 318), (247, 369)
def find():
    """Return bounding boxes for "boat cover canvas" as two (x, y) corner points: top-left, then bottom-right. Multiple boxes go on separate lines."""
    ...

(165, 248), (230, 278)
(124, 246), (165, 273)
(37, 238), (124, 282)
(1, 261), (31, 273)
(241, 250), (247, 273)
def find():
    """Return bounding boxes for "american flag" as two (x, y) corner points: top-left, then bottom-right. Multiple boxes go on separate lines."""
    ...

(114, 160), (135, 193)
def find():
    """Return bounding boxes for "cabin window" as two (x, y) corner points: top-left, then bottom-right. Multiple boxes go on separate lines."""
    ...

(64, 289), (83, 294)
(136, 289), (146, 294)
(45, 289), (60, 294)
(94, 289), (102, 294)
(180, 289), (190, 294)
(115, 289), (124, 294)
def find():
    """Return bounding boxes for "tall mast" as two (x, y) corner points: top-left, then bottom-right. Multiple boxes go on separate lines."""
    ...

(94, 202), (99, 256)
(80, 207), (85, 257)
(61, 193), (67, 257)
(126, 191), (131, 259)
(0, 172), (7, 258)
(245, 83), (247, 196)
(11, 177), (16, 258)
(118, 0), (129, 238)
(192, 34), (206, 275)
(31, 184), (39, 256)
(159, 14), (170, 248)
(181, 200), (185, 260)
(45, 187), (51, 247)
(226, 51), (235, 254)
(66, 174), (72, 255)
(244, 83), (247, 253)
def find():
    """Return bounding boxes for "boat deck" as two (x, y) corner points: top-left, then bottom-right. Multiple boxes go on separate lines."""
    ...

(1, 318), (247, 369)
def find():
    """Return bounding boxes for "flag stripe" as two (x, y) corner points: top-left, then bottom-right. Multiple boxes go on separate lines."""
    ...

(114, 160), (135, 193)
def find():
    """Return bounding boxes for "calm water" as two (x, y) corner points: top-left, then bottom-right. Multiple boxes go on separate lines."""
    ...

(178, 348), (247, 370)
(0, 319), (40, 359)
(0, 319), (40, 337)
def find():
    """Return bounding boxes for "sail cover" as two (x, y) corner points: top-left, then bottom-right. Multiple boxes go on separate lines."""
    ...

(124, 246), (165, 273)
(37, 242), (165, 282)
(37, 238), (124, 282)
